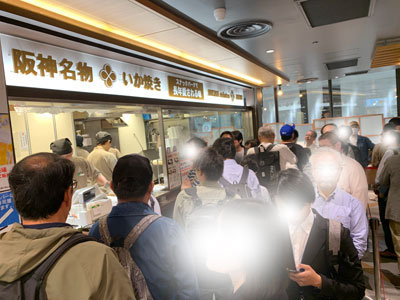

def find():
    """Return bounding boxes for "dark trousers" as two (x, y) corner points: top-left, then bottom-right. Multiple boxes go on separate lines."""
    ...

(378, 195), (395, 252)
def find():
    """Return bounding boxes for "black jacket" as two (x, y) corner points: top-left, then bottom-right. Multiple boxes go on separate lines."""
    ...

(286, 214), (365, 300)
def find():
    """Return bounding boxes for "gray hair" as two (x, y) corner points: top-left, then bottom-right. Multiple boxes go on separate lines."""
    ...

(258, 125), (275, 139)
(310, 146), (343, 167)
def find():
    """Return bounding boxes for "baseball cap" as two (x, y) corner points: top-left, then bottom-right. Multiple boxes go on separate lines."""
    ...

(50, 138), (73, 155)
(95, 131), (112, 144)
(280, 124), (295, 138)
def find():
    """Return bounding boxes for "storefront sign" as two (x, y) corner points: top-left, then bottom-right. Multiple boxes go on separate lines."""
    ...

(1, 35), (245, 107)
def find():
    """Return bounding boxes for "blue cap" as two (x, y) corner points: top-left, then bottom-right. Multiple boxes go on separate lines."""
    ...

(280, 124), (295, 137)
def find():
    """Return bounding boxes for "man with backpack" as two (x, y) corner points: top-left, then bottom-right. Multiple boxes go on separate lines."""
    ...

(246, 125), (297, 192)
(89, 154), (199, 300)
(0, 153), (135, 300)
(212, 138), (261, 198)
(280, 124), (309, 171)
(174, 148), (233, 299)
(275, 169), (365, 300)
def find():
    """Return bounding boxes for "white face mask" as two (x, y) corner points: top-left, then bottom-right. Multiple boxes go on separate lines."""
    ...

(352, 128), (358, 135)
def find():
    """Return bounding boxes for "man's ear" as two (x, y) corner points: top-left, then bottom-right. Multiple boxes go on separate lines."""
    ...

(64, 186), (72, 210)
(110, 180), (115, 192)
(147, 181), (155, 195)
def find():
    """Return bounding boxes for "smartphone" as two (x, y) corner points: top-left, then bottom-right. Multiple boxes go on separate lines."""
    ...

(287, 268), (305, 274)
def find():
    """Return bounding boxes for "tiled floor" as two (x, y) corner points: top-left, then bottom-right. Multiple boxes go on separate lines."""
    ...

(364, 200), (400, 299)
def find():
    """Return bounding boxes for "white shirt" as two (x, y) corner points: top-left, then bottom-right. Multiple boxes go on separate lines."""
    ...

(289, 210), (315, 267)
(246, 142), (298, 170)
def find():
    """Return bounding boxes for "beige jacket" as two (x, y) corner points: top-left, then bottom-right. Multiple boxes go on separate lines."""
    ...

(88, 146), (117, 181)
(381, 154), (400, 222)
(173, 181), (226, 228)
(76, 147), (90, 159)
(0, 223), (135, 300)
(338, 154), (369, 210)
(72, 156), (100, 190)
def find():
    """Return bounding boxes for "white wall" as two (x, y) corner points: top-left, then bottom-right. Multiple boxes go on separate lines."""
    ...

(118, 113), (147, 155)
(10, 111), (76, 162)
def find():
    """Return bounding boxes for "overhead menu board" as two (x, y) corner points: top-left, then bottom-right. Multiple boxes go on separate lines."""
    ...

(0, 34), (245, 107)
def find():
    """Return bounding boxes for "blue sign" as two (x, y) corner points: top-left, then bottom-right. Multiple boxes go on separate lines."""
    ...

(0, 191), (19, 228)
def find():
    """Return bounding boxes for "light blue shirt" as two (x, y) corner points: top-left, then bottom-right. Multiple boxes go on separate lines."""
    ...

(222, 159), (262, 198)
(312, 188), (368, 258)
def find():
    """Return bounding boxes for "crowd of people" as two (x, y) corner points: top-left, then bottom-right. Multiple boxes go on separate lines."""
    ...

(1, 117), (400, 299)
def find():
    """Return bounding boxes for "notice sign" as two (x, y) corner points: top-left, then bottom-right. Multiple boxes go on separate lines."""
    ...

(0, 191), (19, 227)
(168, 76), (204, 100)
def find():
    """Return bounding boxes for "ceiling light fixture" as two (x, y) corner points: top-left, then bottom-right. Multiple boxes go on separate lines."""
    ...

(266, 49), (274, 54)
(277, 85), (283, 96)
(299, 93), (303, 98)
(20, 0), (265, 85)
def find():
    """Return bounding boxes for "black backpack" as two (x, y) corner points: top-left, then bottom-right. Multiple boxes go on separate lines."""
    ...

(219, 166), (252, 198)
(254, 145), (280, 192)
(0, 232), (95, 300)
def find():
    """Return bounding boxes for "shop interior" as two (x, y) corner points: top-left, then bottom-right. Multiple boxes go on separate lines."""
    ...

(8, 100), (252, 198)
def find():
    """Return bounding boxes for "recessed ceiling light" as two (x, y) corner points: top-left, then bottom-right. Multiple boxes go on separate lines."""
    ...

(312, 41), (319, 44)
(266, 49), (274, 54)
(335, 76), (339, 79)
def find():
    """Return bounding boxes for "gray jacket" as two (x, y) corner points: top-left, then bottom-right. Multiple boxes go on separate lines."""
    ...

(381, 154), (400, 222)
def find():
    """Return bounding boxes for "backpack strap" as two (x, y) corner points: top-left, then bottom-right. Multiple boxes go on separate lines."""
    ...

(24, 233), (95, 300)
(124, 215), (161, 249)
(239, 166), (249, 185)
(185, 187), (202, 207)
(98, 215), (112, 246)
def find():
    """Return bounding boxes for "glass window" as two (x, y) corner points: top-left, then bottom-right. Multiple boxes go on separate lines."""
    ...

(277, 85), (302, 124)
(331, 69), (396, 118)
(9, 101), (167, 193)
(262, 87), (275, 124)
(304, 81), (330, 121)
(162, 109), (252, 189)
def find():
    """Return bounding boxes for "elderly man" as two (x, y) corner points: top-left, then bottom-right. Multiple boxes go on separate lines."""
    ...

(305, 130), (318, 152)
(0, 153), (135, 300)
(310, 147), (368, 258)
(276, 169), (365, 300)
(318, 132), (369, 210)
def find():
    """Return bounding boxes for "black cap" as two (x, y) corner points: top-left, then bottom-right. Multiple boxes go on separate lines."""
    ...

(50, 138), (73, 155)
(76, 135), (84, 147)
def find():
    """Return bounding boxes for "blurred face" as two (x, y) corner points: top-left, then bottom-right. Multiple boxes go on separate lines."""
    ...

(233, 139), (241, 150)
(276, 197), (312, 226)
(322, 124), (336, 134)
(311, 154), (341, 194)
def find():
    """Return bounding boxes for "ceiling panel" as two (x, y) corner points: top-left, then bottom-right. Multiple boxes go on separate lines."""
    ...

(45, 0), (179, 36)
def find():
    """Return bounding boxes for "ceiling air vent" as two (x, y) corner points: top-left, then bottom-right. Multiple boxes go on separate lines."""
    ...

(217, 20), (273, 40)
(325, 58), (358, 70)
(295, 0), (375, 28)
(297, 77), (318, 84)
(345, 70), (369, 76)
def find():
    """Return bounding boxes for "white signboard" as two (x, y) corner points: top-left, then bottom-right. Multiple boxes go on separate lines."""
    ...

(0, 35), (245, 107)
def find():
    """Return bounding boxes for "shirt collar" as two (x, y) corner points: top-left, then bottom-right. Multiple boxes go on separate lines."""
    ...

(200, 180), (223, 188)
(289, 209), (314, 234)
(316, 187), (339, 202)
(22, 222), (71, 229)
(224, 159), (238, 166)
(110, 201), (156, 217)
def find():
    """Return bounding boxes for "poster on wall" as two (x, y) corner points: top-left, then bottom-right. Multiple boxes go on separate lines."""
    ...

(0, 114), (14, 192)
(180, 158), (193, 184)
(166, 146), (181, 190)
(0, 191), (19, 228)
